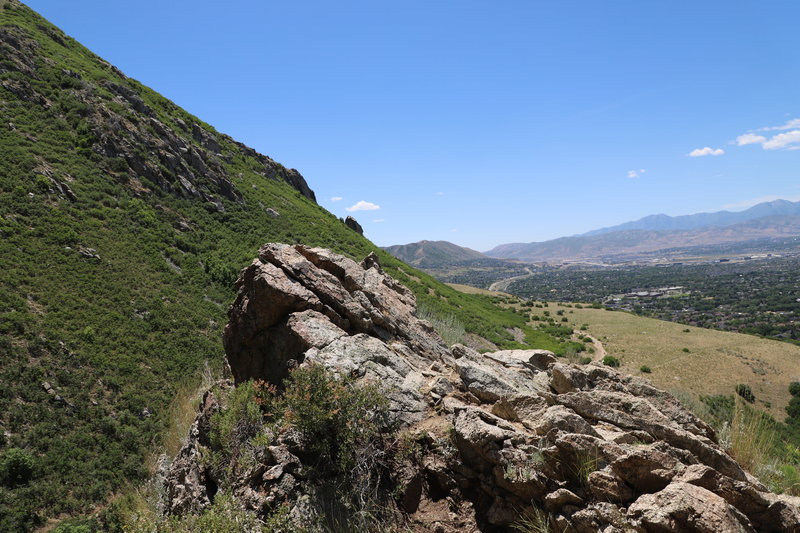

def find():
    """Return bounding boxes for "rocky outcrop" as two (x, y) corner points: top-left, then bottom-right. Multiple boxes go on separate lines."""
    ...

(166, 244), (800, 532)
(344, 215), (364, 235)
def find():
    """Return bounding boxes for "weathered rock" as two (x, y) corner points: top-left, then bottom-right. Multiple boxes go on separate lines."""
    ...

(675, 464), (800, 532)
(627, 482), (755, 532)
(544, 488), (584, 511)
(344, 215), (363, 235)
(224, 244), (450, 385)
(164, 245), (800, 532)
(164, 390), (221, 516)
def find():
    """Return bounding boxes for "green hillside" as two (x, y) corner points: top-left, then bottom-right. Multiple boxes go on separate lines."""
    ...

(0, 2), (575, 529)
(384, 239), (488, 267)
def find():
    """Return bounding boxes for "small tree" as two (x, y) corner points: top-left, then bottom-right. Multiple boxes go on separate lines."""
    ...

(0, 448), (35, 487)
(735, 384), (755, 403)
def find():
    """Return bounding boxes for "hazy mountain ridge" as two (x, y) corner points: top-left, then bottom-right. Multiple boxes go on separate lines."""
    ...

(487, 210), (800, 263)
(582, 199), (800, 236)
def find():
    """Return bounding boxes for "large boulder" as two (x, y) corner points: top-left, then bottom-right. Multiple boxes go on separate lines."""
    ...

(163, 244), (800, 533)
(223, 244), (450, 385)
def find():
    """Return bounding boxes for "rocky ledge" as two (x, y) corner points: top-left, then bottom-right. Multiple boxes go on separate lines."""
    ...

(165, 244), (800, 532)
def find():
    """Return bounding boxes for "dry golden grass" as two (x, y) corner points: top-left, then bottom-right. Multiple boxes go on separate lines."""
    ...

(548, 303), (800, 420)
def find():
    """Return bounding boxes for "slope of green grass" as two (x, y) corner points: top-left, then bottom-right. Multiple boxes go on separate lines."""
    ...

(0, 2), (572, 529)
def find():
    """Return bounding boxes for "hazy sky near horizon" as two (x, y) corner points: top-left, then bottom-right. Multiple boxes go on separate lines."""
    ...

(25, 1), (800, 251)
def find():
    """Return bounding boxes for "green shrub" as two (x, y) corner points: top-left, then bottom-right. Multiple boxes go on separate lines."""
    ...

(788, 396), (800, 420)
(269, 364), (391, 475)
(158, 492), (266, 533)
(602, 355), (620, 368)
(210, 381), (263, 458)
(700, 394), (735, 427)
(789, 382), (800, 398)
(736, 384), (756, 403)
(0, 447), (35, 487)
(640, 365), (652, 373)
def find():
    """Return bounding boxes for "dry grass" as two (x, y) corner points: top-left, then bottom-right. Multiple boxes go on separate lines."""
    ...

(156, 360), (216, 468)
(544, 303), (800, 420)
(714, 397), (800, 495)
(726, 397), (777, 474)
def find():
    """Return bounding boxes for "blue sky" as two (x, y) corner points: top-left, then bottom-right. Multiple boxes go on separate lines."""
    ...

(25, 1), (800, 251)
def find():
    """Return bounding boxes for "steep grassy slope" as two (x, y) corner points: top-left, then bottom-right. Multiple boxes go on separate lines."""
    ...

(0, 2), (572, 529)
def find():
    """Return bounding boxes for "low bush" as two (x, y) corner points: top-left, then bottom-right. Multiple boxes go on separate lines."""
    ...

(602, 355), (620, 368)
(735, 384), (756, 403)
(0, 447), (35, 487)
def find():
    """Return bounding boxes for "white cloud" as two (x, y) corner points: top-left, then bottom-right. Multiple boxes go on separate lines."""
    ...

(372, 219), (384, 223)
(330, 196), (343, 202)
(723, 194), (800, 210)
(757, 118), (800, 131)
(436, 191), (444, 196)
(345, 200), (381, 212)
(734, 118), (800, 151)
(736, 133), (767, 146)
(762, 130), (800, 150)
(627, 169), (646, 179)
(688, 147), (725, 157)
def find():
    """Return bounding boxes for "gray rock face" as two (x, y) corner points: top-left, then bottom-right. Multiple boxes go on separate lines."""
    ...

(223, 243), (451, 386)
(344, 215), (363, 235)
(166, 244), (800, 532)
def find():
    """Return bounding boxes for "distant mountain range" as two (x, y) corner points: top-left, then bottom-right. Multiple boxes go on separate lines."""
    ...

(383, 240), (489, 268)
(485, 200), (800, 262)
(388, 200), (800, 267)
(582, 199), (800, 236)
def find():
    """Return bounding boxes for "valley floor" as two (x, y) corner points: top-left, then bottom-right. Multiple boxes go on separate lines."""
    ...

(448, 283), (799, 421)
(549, 303), (797, 420)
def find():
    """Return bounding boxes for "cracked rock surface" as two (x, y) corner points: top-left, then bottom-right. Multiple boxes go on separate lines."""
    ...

(166, 244), (800, 532)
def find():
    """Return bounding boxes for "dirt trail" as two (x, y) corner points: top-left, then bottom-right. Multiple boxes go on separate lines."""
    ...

(588, 335), (607, 359)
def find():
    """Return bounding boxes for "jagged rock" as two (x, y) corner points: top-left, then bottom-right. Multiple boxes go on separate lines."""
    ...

(627, 482), (755, 532)
(344, 215), (363, 235)
(588, 469), (636, 504)
(675, 464), (800, 532)
(164, 244), (800, 532)
(544, 488), (584, 511)
(224, 243), (450, 385)
(164, 390), (221, 516)
(78, 246), (100, 259)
